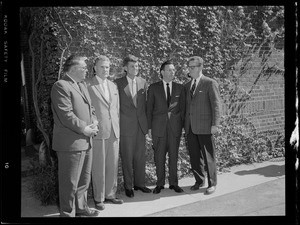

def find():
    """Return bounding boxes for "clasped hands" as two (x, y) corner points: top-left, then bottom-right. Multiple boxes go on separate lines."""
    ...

(83, 120), (99, 137)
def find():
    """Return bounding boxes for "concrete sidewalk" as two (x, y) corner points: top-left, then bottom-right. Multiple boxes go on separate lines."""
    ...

(21, 158), (285, 217)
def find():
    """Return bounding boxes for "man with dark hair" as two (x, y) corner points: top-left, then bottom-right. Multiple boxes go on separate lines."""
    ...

(146, 60), (186, 194)
(86, 55), (123, 211)
(51, 55), (100, 217)
(114, 54), (151, 198)
(184, 56), (221, 195)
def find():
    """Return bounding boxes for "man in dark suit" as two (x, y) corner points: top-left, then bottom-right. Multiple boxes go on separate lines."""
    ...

(184, 56), (221, 195)
(114, 54), (151, 198)
(86, 55), (123, 211)
(146, 60), (186, 194)
(51, 55), (100, 217)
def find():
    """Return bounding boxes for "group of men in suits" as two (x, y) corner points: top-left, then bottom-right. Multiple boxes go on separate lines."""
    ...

(50, 54), (221, 217)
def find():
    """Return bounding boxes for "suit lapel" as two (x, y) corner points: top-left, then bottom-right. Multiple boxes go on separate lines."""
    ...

(136, 77), (143, 107)
(187, 80), (192, 103)
(93, 76), (110, 106)
(158, 81), (168, 107)
(71, 80), (88, 103)
(122, 76), (136, 107)
(193, 75), (204, 99)
(170, 81), (177, 108)
(63, 75), (83, 99)
(107, 80), (115, 104)
(79, 82), (93, 105)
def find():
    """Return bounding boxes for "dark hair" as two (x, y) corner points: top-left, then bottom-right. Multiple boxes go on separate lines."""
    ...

(159, 60), (174, 78)
(122, 54), (138, 67)
(187, 56), (203, 67)
(62, 55), (85, 73)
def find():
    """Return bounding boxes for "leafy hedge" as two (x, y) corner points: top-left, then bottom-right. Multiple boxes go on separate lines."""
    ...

(29, 113), (284, 205)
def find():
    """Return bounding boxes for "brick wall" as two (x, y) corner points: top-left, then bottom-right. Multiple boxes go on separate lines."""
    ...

(222, 47), (284, 134)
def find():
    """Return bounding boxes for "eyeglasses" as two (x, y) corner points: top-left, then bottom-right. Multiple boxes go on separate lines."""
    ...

(187, 65), (202, 70)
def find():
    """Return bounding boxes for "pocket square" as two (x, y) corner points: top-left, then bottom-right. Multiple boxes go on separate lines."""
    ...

(175, 95), (180, 97)
(199, 90), (203, 93)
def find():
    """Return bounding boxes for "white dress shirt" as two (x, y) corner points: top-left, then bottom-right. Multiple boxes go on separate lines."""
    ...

(126, 76), (137, 97)
(190, 72), (202, 94)
(162, 80), (172, 100)
(96, 76), (110, 101)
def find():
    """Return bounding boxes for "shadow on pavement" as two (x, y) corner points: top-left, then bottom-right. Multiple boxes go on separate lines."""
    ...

(235, 165), (285, 177)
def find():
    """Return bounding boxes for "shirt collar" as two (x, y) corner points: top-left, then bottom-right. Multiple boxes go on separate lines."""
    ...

(127, 75), (136, 83)
(162, 80), (172, 86)
(193, 72), (203, 83)
(96, 75), (107, 84)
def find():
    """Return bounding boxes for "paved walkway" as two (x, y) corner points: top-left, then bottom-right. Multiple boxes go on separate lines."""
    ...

(21, 157), (285, 217)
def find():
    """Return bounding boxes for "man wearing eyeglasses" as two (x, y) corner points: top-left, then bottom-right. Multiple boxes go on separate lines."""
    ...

(51, 55), (99, 217)
(184, 56), (221, 195)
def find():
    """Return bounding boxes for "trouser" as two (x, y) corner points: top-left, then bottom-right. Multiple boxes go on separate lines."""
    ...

(92, 129), (119, 202)
(57, 148), (92, 217)
(120, 125), (146, 190)
(152, 120), (180, 186)
(187, 130), (217, 187)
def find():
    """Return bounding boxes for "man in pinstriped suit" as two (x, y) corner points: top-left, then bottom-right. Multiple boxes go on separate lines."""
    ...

(51, 55), (100, 217)
(184, 56), (222, 195)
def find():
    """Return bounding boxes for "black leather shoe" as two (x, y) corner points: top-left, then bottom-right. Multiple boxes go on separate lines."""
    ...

(190, 182), (205, 191)
(76, 207), (100, 217)
(104, 198), (124, 204)
(133, 186), (152, 193)
(169, 185), (184, 193)
(94, 201), (105, 210)
(125, 188), (134, 198)
(153, 186), (164, 194)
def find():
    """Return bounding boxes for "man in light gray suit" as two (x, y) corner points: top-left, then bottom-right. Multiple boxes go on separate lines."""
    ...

(51, 55), (99, 217)
(86, 56), (123, 210)
(184, 56), (221, 195)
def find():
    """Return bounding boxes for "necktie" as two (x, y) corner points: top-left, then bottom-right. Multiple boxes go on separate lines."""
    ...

(77, 82), (83, 94)
(190, 79), (196, 98)
(132, 79), (137, 106)
(166, 83), (171, 107)
(101, 80), (109, 101)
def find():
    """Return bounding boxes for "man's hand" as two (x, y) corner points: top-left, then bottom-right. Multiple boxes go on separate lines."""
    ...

(91, 120), (99, 129)
(83, 124), (99, 137)
(211, 125), (218, 134)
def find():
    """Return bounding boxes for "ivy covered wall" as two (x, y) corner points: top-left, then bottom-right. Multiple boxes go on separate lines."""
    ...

(20, 5), (285, 162)
(54, 6), (285, 133)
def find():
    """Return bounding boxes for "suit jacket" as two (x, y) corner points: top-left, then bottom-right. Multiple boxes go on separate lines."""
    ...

(114, 75), (148, 136)
(51, 75), (97, 151)
(184, 75), (221, 135)
(147, 81), (185, 137)
(86, 76), (120, 139)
